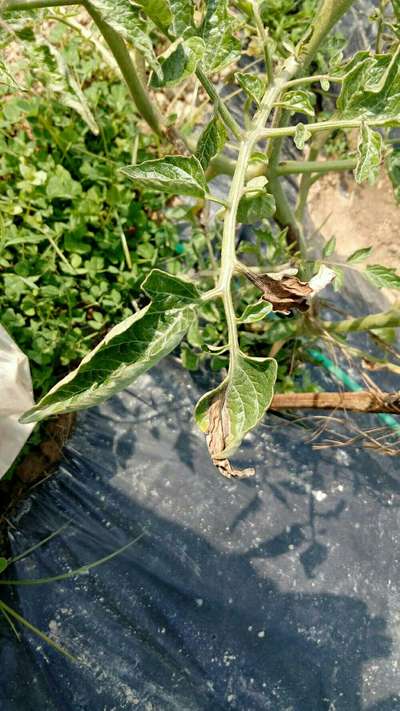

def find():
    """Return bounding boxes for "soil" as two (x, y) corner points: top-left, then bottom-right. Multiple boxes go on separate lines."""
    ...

(308, 170), (400, 302)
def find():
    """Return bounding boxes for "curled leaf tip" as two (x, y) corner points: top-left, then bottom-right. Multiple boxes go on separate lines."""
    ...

(206, 394), (255, 479)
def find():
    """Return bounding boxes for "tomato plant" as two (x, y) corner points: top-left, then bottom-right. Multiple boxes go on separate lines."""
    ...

(2, 0), (400, 477)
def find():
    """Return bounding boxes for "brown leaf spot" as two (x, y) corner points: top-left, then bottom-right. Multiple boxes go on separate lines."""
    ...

(244, 270), (313, 314)
(205, 392), (255, 479)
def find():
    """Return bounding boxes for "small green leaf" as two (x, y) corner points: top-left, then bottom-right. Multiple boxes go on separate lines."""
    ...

(293, 122), (312, 150)
(20, 271), (200, 423)
(195, 351), (277, 459)
(323, 236), (336, 257)
(121, 156), (207, 198)
(320, 78), (330, 91)
(169, 0), (195, 36)
(196, 117), (227, 169)
(276, 90), (315, 117)
(237, 192), (276, 224)
(330, 265), (344, 291)
(235, 72), (265, 106)
(365, 264), (400, 289)
(87, 0), (160, 74)
(135, 0), (172, 31)
(237, 299), (272, 324)
(181, 345), (199, 370)
(151, 38), (205, 88)
(201, 0), (240, 72)
(346, 246), (373, 264)
(0, 558), (8, 574)
(354, 123), (383, 185)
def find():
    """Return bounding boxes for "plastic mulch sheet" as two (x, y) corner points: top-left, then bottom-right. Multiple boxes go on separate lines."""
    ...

(1, 356), (400, 711)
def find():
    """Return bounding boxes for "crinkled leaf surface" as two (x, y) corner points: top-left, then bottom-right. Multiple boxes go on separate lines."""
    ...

(201, 0), (240, 72)
(294, 122), (312, 150)
(354, 123), (383, 184)
(276, 89), (315, 117)
(86, 0), (159, 74)
(336, 48), (400, 124)
(195, 352), (277, 459)
(121, 156), (207, 197)
(237, 192), (276, 224)
(135, 0), (172, 31)
(21, 271), (199, 423)
(169, 0), (195, 36)
(151, 38), (205, 88)
(196, 116), (227, 169)
(237, 300), (273, 324)
(235, 72), (265, 106)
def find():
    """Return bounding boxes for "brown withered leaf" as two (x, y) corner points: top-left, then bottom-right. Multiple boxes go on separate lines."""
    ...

(206, 393), (255, 479)
(244, 270), (313, 314)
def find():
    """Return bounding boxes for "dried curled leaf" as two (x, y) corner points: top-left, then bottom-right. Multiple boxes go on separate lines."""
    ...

(244, 265), (335, 314)
(244, 270), (312, 314)
(206, 394), (256, 479)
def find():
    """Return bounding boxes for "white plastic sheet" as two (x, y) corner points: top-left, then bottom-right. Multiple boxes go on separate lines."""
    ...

(0, 324), (34, 478)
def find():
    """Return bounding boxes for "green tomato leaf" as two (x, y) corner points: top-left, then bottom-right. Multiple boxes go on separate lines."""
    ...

(196, 116), (227, 169)
(201, 0), (240, 72)
(276, 89), (315, 118)
(169, 0), (195, 36)
(151, 38), (205, 88)
(354, 123), (383, 185)
(237, 299), (273, 324)
(134, 0), (172, 31)
(293, 122), (312, 150)
(365, 264), (400, 289)
(322, 236), (336, 257)
(87, 0), (160, 74)
(387, 147), (400, 202)
(237, 192), (276, 224)
(336, 47), (400, 124)
(121, 155), (207, 198)
(0, 558), (8, 574)
(346, 246), (373, 264)
(195, 351), (277, 474)
(235, 72), (265, 106)
(20, 270), (200, 423)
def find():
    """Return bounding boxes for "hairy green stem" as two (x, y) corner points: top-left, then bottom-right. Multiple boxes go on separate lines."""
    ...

(322, 310), (400, 335)
(298, 0), (358, 70)
(2, 0), (76, 8)
(252, 0), (273, 83)
(82, 1), (162, 136)
(195, 65), (242, 140)
(277, 157), (356, 175)
(257, 116), (389, 141)
(218, 55), (300, 361)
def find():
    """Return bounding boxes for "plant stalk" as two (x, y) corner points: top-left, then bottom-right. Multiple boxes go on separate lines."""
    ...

(82, 1), (163, 136)
(322, 310), (400, 335)
(195, 65), (242, 140)
(2, 0), (76, 8)
(271, 391), (400, 414)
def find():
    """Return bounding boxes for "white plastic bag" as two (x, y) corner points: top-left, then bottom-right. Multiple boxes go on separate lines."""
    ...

(0, 324), (34, 478)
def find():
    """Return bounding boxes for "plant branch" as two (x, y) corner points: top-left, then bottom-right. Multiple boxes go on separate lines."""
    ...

(82, 1), (163, 136)
(321, 309), (400, 335)
(2, 0), (76, 8)
(256, 116), (390, 142)
(271, 390), (400, 414)
(277, 157), (356, 175)
(195, 65), (242, 140)
(251, 0), (273, 83)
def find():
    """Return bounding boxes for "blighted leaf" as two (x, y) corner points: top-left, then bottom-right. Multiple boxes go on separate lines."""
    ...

(308, 265), (336, 294)
(354, 123), (383, 184)
(244, 270), (312, 314)
(336, 47), (400, 124)
(196, 116), (227, 169)
(235, 72), (265, 106)
(20, 271), (199, 423)
(195, 352), (277, 477)
(365, 264), (400, 289)
(237, 192), (276, 224)
(151, 38), (205, 88)
(201, 0), (241, 72)
(0, 558), (8, 574)
(121, 155), (207, 198)
(346, 246), (373, 264)
(276, 90), (315, 117)
(294, 122), (312, 150)
(237, 299), (272, 324)
(87, 0), (160, 74)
